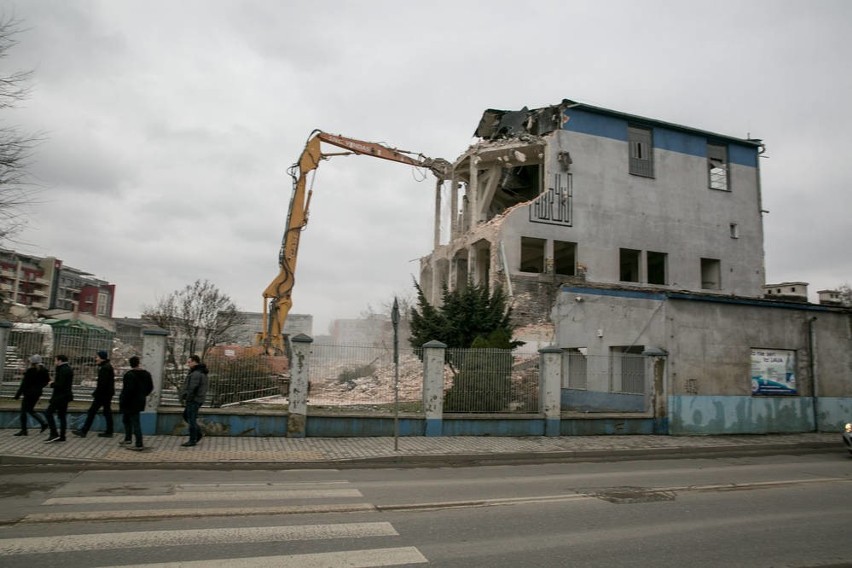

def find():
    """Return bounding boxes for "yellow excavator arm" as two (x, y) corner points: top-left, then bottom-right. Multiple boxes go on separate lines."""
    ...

(260, 130), (449, 355)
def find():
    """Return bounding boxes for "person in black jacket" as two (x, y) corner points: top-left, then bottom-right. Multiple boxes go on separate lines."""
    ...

(73, 350), (115, 438)
(119, 356), (154, 451)
(44, 354), (74, 442)
(13, 355), (50, 436)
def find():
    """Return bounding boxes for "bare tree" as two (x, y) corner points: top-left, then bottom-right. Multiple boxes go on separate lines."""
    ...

(141, 279), (244, 386)
(0, 15), (40, 242)
(838, 283), (852, 307)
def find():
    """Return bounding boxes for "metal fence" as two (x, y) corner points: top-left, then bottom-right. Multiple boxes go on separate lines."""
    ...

(306, 343), (423, 413)
(442, 347), (540, 413)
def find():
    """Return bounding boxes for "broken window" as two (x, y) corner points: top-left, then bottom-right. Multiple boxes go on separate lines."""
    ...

(619, 248), (641, 283)
(646, 251), (667, 285)
(701, 258), (721, 290)
(494, 165), (541, 212)
(520, 237), (546, 273)
(628, 126), (654, 178)
(708, 143), (729, 191)
(729, 223), (739, 239)
(554, 240), (577, 276)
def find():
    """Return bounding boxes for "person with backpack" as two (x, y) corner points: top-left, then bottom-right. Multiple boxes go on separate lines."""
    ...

(13, 355), (50, 436)
(118, 356), (154, 451)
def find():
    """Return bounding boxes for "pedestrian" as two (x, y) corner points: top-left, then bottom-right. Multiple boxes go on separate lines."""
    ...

(180, 354), (208, 447)
(119, 356), (154, 451)
(13, 355), (50, 436)
(73, 350), (115, 438)
(44, 354), (74, 442)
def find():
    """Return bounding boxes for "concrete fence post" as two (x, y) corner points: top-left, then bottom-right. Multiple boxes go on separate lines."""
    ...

(0, 321), (10, 385)
(288, 333), (312, 438)
(141, 328), (168, 435)
(539, 346), (563, 436)
(422, 340), (446, 437)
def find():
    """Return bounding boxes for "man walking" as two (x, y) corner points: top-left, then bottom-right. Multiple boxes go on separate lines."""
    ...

(180, 354), (208, 447)
(119, 356), (154, 451)
(73, 350), (115, 438)
(44, 354), (74, 442)
(13, 355), (50, 436)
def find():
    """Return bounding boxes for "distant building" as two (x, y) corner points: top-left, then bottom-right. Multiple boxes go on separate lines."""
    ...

(817, 289), (845, 306)
(763, 282), (809, 303)
(231, 312), (313, 346)
(0, 249), (116, 318)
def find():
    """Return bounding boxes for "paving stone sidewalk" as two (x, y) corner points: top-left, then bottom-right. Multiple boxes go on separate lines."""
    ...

(0, 430), (840, 468)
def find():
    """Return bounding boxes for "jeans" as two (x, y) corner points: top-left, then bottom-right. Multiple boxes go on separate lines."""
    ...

(122, 412), (143, 447)
(183, 401), (202, 443)
(80, 398), (114, 434)
(19, 396), (47, 432)
(44, 400), (69, 439)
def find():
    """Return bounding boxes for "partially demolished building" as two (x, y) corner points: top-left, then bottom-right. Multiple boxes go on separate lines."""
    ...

(420, 100), (851, 435)
(420, 99), (766, 327)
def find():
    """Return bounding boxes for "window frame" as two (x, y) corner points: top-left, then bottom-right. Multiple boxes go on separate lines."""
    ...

(628, 125), (655, 178)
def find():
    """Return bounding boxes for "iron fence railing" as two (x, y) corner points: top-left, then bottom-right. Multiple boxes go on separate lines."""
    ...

(306, 343), (423, 413)
(443, 347), (540, 413)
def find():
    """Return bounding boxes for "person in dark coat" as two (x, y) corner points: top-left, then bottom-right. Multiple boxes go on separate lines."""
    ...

(119, 356), (154, 451)
(180, 354), (209, 447)
(73, 350), (115, 438)
(44, 354), (74, 442)
(13, 355), (50, 436)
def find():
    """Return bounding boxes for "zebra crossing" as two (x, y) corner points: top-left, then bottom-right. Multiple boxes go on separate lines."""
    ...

(0, 479), (429, 567)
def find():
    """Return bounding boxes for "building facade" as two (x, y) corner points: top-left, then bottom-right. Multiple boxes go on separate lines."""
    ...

(420, 99), (766, 326)
(0, 249), (115, 318)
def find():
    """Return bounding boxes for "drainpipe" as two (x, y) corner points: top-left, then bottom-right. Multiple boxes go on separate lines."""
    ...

(808, 316), (819, 432)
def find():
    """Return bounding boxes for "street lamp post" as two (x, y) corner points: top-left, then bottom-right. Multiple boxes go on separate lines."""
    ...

(391, 297), (400, 451)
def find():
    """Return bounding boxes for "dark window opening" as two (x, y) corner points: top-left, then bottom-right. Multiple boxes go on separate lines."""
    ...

(554, 240), (577, 276)
(619, 248), (641, 282)
(701, 258), (721, 290)
(647, 251), (667, 285)
(520, 237), (546, 273)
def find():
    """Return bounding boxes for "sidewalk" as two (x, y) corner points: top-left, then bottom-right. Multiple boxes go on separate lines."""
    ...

(0, 429), (841, 469)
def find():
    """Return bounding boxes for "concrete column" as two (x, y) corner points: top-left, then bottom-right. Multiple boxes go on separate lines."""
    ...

(469, 158), (479, 226)
(450, 179), (459, 239)
(142, 328), (168, 411)
(422, 340), (446, 437)
(141, 328), (168, 435)
(539, 347), (562, 436)
(288, 333), (312, 438)
(433, 178), (442, 249)
(0, 321), (10, 385)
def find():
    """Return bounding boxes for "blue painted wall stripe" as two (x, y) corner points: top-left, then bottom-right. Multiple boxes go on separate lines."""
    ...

(563, 109), (759, 167)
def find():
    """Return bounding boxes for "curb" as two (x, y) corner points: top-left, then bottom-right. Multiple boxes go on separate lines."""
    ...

(0, 442), (839, 470)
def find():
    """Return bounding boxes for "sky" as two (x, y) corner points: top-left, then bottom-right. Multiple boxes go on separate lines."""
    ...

(1, 0), (851, 334)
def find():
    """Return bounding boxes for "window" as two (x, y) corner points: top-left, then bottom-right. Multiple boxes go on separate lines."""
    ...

(628, 126), (654, 177)
(520, 237), (546, 273)
(708, 143), (729, 190)
(562, 348), (588, 389)
(610, 346), (646, 394)
(730, 223), (739, 239)
(701, 258), (721, 290)
(646, 251), (667, 285)
(619, 248), (641, 282)
(553, 240), (577, 275)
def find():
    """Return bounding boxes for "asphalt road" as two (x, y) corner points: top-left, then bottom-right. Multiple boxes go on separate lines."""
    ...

(1, 453), (850, 567)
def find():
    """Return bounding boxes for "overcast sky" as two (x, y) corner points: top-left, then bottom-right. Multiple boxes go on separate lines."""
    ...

(2, 0), (851, 333)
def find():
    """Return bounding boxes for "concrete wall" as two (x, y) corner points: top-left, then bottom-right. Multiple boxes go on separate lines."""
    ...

(555, 285), (852, 434)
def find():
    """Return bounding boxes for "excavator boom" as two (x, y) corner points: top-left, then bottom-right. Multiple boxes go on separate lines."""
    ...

(260, 130), (448, 355)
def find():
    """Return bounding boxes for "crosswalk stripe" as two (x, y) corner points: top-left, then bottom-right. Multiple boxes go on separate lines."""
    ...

(45, 488), (362, 505)
(22, 502), (377, 523)
(174, 482), (351, 491)
(0, 522), (397, 555)
(110, 547), (429, 567)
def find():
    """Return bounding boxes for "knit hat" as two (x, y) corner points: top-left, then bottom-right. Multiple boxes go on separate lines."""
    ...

(97, 350), (109, 360)
(30, 355), (42, 365)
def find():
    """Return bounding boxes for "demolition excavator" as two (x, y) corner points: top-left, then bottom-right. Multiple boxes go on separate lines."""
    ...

(259, 130), (450, 356)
